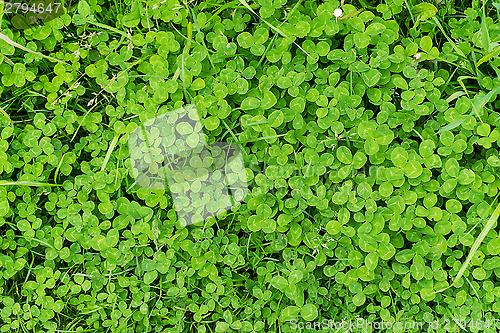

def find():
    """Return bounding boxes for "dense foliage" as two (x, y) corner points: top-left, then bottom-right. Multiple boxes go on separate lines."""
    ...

(2, 0), (500, 332)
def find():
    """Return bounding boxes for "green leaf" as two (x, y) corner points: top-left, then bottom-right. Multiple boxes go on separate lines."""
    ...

(390, 147), (408, 168)
(420, 35), (433, 52)
(144, 270), (158, 284)
(412, 2), (438, 22)
(123, 0), (142, 27)
(354, 32), (370, 49)
(191, 78), (205, 90)
(365, 252), (379, 271)
(403, 160), (423, 178)
(78, 0), (91, 17)
(91, 234), (109, 251)
(374, 125), (394, 145)
(268, 110), (284, 127)
(395, 249), (415, 263)
(488, 237), (500, 255)
(457, 169), (475, 185)
(261, 91), (277, 110)
(358, 121), (377, 139)
(353, 293), (366, 306)
(393, 77), (408, 90)
(361, 69), (381, 87)
(411, 254), (425, 281)
(300, 304), (318, 321)
(177, 122), (194, 135)
(445, 158), (460, 177)
(419, 139), (435, 158)
(205, 116), (220, 131)
(241, 97), (261, 110)
(364, 137), (379, 155)
(0, 200), (9, 217)
(280, 306), (300, 322)
(270, 275), (288, 290)
(336, 146), (353, 164)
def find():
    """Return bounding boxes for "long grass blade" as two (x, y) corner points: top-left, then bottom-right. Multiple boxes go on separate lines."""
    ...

(101, 134), (121, 172)
(481, 0), (491, 54)
(445, 91), (466, 103)
(237, 0), (314, 61)
(431, 17), (467, 59)
(88, 21), (128, 38)
(188, 6), (216, 71)
(466, 83), (500, 124)
(0, 106), (10, 124)
(434, 200), (500, 294)
(453, 202), (500, 283)
(53, 152), (66, 184)
(0, 31), (69, 65)
(436, 114), (471, 134)
(221, 119), (246, 155)
(239, 133), (286, 143)
(0, 180), (62, 187)
(71, 101), (102, 142)
(476, 44), (500, 68)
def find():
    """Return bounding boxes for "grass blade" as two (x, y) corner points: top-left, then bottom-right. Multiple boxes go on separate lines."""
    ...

(187, 6), (216, 71)
(238, 133), (286, 143)
(53, 152), (66, 184)
(101, 134), (121, 172)
(436, 114), (471, 134)
(476, 44), (500, 68)
(0, 180), (62, 187)
(434, 200), (500, 294)
(471, 84), (500, 120)
(221, 119), (246, 153)
(481, 0), (491, 54)
(445, 91), (466, 103)
(205, 0), (243, 24)
(453, 201), (500, 284)
(88, 20), (128, 38)
(0, 105), (11, 125)
(431, 16), (476, 76)
(431, 17), (467, 59)
(72, 101), (102, 142)
(237, 0), (314, 61)
(403, 0), (415, 26)
(0, 31), (69, 65)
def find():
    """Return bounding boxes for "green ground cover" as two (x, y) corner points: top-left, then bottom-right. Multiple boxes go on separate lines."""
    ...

(2, 0), (500, 332)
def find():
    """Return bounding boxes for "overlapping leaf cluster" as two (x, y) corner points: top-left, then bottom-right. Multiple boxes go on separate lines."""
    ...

(1, 0), (500, 332)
